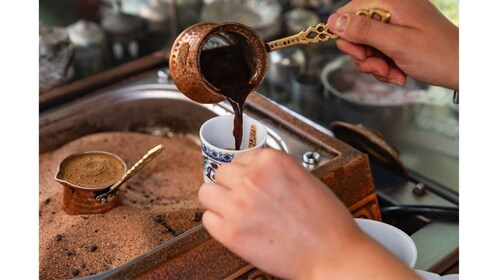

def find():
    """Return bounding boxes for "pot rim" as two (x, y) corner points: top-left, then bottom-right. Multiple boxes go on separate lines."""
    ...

(197, 21), (268, 95)
(54, 150), (127, 191)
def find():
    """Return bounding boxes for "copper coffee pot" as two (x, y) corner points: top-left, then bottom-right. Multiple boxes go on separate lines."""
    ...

(55, 145), (164, 215)
(169, 9), (390, 104)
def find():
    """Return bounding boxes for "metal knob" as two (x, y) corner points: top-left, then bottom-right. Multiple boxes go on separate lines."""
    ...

(157, 68), (171, 83)
(303, 151), (321, 167)
(412, 183), (427, 196)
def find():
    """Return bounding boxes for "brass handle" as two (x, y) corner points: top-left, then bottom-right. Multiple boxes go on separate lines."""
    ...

(355, 8), (391, 23)
(96, 144), (165, 203)
(266, 23), (335, 52)
(265, 8), (391, 52)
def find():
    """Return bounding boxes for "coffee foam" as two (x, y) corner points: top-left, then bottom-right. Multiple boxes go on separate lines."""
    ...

(59, 153), (125, 188)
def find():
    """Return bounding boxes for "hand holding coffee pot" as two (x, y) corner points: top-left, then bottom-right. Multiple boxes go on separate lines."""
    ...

(168, 9), (390, 104)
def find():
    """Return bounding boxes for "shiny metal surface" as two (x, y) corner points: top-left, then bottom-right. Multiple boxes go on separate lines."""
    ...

(303, 151), (320, 164)
(201, 0), (282, 40)
(284, 8), (319, 35)
(321, 55), (459, 194)
(39, 83), (301, 160)
(266, 47), (305, 103)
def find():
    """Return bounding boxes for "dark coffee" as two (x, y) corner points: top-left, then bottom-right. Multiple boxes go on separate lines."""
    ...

(200, 36), (254, 150)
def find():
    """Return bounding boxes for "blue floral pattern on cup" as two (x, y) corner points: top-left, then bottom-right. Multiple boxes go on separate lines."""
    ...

(201, 144), (234, 163)
(202, 154), (218, 183)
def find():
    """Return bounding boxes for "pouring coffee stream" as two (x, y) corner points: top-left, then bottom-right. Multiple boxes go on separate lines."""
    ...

(169, 9), (390, 150)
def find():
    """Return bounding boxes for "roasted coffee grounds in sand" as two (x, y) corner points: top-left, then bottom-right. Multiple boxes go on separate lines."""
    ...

(58, 152), (125, 187)
(200, 39), (253, 150)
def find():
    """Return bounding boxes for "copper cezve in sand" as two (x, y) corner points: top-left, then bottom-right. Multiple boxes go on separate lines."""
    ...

(55, 145), (164, 215)
(55, 151), (127, 215)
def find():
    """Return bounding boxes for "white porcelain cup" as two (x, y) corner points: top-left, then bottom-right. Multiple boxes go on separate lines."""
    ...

(199, 115), (268, 183)
(355, 218), (418, 268)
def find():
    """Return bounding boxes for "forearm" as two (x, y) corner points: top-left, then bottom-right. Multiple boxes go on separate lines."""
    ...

(305, 231), (421, 280)
(447, 28), (459, 91)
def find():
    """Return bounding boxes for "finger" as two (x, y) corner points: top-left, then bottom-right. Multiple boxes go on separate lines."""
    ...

(215, 163), (246, 189)
(335, 37), (384, 61)
(368, 50), (408, 85)
(384, 66), (407, 86)
(352, 57), (407, 86)
(373, 74), (390, 83)
(364, 45), (376, 57)
(327, 12), (413, 58)
(352, 56), (390, 77)
(356, 62), (407, 86)
(335, 39), (368, 61)
(372, 71), (407, 86)
(202, 210), (227, 241)
(198, 182), (230, 217)
(231, 148), (265, 165)
(202, 210), (247, 261)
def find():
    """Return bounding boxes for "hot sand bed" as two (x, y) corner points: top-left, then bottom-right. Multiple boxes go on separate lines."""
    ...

(39, 132), (205, 279)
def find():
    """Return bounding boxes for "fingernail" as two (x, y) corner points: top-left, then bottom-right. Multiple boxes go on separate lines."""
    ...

(389, 79), (402, 86)
(334, 14), (348, 33)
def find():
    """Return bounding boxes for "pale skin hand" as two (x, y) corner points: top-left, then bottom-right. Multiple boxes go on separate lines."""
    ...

(327, 0), (459, 90)
(198, 149), (420, 279)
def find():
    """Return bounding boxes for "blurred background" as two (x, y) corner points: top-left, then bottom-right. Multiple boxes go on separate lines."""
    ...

(39, 0), (459, 193)
(39, 0), (458, 91)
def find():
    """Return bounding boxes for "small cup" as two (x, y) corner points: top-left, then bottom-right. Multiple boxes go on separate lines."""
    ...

(199, 115), (268, 183)
(355, 218), (418, 268)
(55, 151), (127, 215)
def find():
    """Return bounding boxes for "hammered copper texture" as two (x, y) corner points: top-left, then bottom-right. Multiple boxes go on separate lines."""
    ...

(169, 22), (268, 104)
(61, 183), (120, 215)
(55, 151), (127, 215)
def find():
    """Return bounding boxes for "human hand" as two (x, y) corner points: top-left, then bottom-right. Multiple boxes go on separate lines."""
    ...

(198, 149), (418, 279)
(327, 0), (459, 90)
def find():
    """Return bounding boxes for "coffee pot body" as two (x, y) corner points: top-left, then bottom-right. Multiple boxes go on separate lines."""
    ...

(169, 22), (268, 104)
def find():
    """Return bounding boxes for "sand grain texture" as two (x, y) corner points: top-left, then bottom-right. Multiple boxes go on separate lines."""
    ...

(39, 132), (204, 279)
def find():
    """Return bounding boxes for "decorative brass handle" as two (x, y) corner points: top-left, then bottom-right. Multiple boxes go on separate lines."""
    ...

(96, 144), (165, 203)
(265, 8), (391, 52)
(356, 8), (391, 23)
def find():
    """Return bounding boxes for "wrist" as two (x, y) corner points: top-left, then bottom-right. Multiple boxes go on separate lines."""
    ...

(302, 229), (366, 279)
(303, 227), (420, 280)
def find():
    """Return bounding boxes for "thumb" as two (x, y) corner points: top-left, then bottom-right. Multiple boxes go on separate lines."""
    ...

(327, 12), (410, 57)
